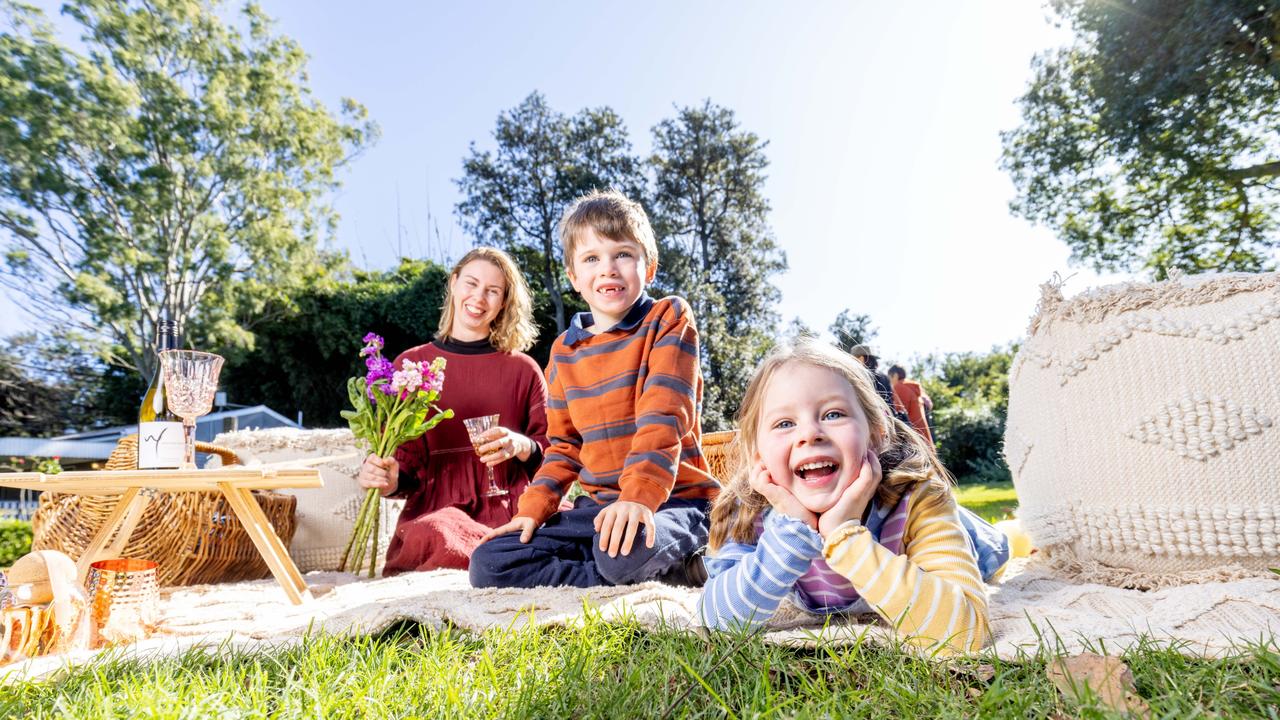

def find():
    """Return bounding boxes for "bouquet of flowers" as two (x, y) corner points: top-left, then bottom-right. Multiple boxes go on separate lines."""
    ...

(339, 333), (453, 576)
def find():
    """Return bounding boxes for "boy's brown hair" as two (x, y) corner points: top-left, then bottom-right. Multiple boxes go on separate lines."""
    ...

(558, 189), (659, 282)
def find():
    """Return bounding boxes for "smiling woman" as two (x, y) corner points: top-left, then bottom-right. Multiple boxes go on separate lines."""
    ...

(353, 247), (551, 574)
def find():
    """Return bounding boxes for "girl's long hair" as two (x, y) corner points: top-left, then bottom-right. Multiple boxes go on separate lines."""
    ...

(436, 247), (537, 353)
(708, 337), (952, 551)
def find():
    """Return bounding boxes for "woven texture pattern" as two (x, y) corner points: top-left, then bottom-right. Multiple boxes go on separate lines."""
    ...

(7, 557), (1280, 681)
(701, 429), (736, 482)
(209, 428), (403, 574)
(1006, 272), (1280, 583)
(31, 436), (297, 587)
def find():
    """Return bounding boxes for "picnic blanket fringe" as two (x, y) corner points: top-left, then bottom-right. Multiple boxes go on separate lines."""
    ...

(1032, 547), (1278, 591)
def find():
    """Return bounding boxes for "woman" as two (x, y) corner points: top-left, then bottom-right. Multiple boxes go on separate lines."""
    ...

(357, 247), (549, 574)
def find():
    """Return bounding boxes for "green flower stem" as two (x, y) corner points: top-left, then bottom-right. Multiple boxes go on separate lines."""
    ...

(340, 486), (380, 572)
(369, 496), (380, 578)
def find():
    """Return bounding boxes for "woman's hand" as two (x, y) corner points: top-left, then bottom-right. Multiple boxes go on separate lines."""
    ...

(481, 516), (540, 544)
(357, 454), (399, 497)
(476, 426), (534, 467)
(818, 451), (881, 539)
(749, 462), (818, 530)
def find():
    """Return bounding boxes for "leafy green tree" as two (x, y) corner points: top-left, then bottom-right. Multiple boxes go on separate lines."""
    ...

(828, 310), (876, 354)
(0, 343), (67, 436)
(649, 101), (787, 430)
(783, 317), (817, 343)
(916, 345), (1017, 483)
(0, 0), (375, 377)
(1001, 0), (1280, 278)
(222, 259), (449, 428)
(0, 332), (141, 434)
(455, 92), (644, 334)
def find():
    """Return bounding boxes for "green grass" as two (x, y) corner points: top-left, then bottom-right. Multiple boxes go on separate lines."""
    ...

(7, 484), (1279, 718)
(3, 618), (1278, 719)
(954, 481), (1019, 523)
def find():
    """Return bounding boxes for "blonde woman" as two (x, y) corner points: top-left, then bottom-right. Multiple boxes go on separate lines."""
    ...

(357, 247), (549, 574)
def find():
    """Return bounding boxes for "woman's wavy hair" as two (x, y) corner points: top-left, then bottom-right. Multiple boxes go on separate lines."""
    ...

(708, 337), (952, 551)
(436, 247), (537, 353)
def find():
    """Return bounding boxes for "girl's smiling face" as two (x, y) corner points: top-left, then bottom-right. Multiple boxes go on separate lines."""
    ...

(754, 361), (875, 514)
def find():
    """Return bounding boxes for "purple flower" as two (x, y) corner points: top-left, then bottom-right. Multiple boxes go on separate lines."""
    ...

(364, 356), (395, 401)
(359, 333), (385, 358)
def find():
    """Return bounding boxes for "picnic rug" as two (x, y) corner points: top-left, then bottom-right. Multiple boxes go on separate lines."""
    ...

(5, 558), (1279, 683)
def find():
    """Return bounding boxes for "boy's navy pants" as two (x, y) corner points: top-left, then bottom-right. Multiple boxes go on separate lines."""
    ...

(469, 496), (710, 588)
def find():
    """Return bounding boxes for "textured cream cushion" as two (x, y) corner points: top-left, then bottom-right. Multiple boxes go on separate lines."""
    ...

(1005, 272), (1280, 584)
(210, 428), (403, 573)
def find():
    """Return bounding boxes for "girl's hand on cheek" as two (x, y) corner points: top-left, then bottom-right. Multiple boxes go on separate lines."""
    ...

(818, 450), (882, 539)
(749, 462), (818, 530)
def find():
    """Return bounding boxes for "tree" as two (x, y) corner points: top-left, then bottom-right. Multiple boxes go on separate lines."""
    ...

(649, 101), (787, 430)
(0, 344), (67, 437)
(455, 92), (644, 334)
(828, 309), (876, 354)
(0, 333), (132, 435)
(0, 0), (375, 377)
(1001, 1), (1280, 278)
(783, 317), (817, 343)
(221, 259), (450, 427)
(916, 345), (1017, 483)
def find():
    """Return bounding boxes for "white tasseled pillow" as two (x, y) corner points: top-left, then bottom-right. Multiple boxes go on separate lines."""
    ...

(1006, 272), (1280, 585)
(210, 428), (402, 573)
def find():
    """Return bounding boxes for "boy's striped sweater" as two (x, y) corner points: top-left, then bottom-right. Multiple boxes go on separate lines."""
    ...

(516, 294), (720, 525)
(698, 490), (992, 655)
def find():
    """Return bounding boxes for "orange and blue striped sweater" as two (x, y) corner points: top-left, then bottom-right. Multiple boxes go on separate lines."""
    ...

(516, 294), (720, 525)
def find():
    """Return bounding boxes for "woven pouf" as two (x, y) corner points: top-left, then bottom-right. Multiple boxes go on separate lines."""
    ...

(209, 428), (402, 573)
(1006, 272), (1280, 586)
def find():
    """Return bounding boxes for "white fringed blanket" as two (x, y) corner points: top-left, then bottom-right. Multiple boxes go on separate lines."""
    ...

(5, 558), (1278, 683)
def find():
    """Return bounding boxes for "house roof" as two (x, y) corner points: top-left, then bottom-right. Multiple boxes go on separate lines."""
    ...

(1, 405), (302, 463)
(0, 437), (118, 462)
(56, 405), (300, 442)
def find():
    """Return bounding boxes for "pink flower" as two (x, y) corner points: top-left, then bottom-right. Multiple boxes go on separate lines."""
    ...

(390, 359), (424, 395)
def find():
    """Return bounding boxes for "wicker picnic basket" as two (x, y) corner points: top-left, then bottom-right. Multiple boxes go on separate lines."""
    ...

(702, 430), (738, 483)
(31, 434), (298, 587)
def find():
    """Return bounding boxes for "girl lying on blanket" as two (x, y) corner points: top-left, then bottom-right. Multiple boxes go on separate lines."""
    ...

(697, 338), (1009, 655)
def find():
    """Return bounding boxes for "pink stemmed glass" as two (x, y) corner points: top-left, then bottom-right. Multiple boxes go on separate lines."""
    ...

(159, 350), (224, 469)
(463, 414), (507, 497)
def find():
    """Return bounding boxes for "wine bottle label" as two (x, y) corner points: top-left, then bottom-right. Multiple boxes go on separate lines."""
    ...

(138, 421), (184, 469)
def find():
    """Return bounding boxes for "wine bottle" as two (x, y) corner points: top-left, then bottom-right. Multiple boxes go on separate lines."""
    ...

(138, 318), (185, 469)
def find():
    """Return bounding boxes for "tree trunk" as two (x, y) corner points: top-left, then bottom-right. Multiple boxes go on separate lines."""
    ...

(542, 243), (566, 333)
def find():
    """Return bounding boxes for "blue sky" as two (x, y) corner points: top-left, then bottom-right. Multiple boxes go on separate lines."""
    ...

(5, 1), (1127, 364)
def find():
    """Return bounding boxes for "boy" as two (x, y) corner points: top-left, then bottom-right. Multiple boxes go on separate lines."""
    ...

(469, 189), (719, 588)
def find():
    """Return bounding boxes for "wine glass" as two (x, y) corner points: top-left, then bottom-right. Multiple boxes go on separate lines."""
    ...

(462, 414), (507, 497)
(159, 350), (224, 470)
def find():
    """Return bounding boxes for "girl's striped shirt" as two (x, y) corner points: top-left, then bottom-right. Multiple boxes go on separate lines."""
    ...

(699, 490), (1008, 655)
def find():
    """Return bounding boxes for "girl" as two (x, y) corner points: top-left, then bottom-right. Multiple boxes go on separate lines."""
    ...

(698, 339), (1009, 654)
(357, 247), (550, 574)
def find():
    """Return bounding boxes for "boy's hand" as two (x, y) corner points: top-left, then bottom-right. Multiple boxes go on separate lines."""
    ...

(594, 501), (655, 557)
(481, 516), (540, 544)
(357, 455), (399, 497)
(749, 462), (817, 530)
(818, 451), (881, 539)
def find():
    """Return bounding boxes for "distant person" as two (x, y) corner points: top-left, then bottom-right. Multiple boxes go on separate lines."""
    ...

(888, 364), (933, 444)
(849, 344), (908, 423)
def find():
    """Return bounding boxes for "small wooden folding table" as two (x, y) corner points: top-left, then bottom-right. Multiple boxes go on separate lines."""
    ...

(0, 468), (322, 605)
